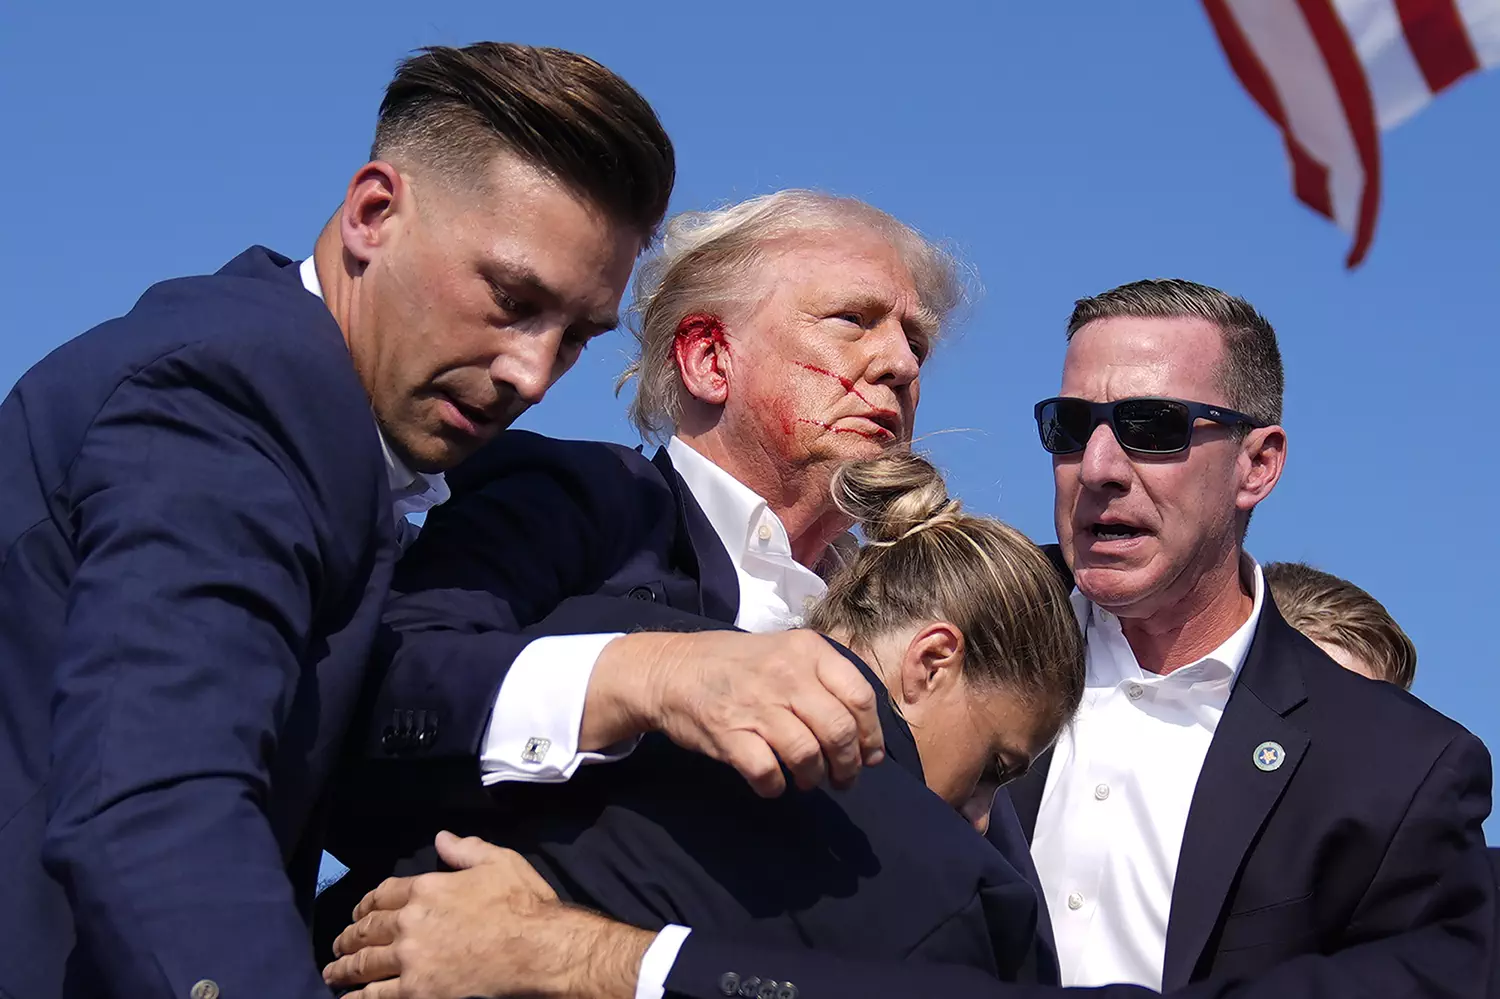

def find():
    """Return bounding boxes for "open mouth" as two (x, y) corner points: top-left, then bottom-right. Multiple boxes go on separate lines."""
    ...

(1091, 522), (1147, 541)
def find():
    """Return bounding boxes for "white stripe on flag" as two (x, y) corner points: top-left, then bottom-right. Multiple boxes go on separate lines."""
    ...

(1226, 0), (1366, 232)
(1334, 0), (1434, 129)
(1456, 0), (1500, 67)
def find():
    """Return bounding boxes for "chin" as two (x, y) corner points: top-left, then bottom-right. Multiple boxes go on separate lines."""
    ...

(1072, 564), (1158, 614)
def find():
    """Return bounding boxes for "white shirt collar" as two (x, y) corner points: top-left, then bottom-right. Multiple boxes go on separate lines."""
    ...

(665, 436), (829, 632)
(298, 256), (450, 520)
(1074, 555), (1264, 689)
(667, 436), (790, 562)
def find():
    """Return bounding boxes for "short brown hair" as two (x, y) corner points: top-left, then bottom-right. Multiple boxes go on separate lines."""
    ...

(808, 452), (1085, 734)
(1265, 561), (1417, 689)
(1066, 278), (1284, 428)
(374, 43), (675, 237)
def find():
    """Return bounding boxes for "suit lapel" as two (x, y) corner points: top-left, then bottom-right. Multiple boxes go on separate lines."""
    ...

(651, 446), (739, 624)
(1161, 603), (1309, 990)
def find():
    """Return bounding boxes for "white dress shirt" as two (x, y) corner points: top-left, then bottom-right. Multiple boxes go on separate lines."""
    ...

(479, 436), (829, 999)
(1030, 558), (1265, 990)
(477, 435), (829, 784)
(297, 257), (449, 543)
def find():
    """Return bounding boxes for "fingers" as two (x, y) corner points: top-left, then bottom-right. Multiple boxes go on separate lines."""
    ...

(788, 684), (866, 789)
(718, 729), (786, 797)
(352, 876), (414, 923)
(815, 645), (885, 767)
(333, 909), (399, 959)
(757, 709), (829, 792)
(433, 832), (559, 901)
(341, 978), (402, 999)
(323, 941), (401, 988)
(434, 830), (507, 871)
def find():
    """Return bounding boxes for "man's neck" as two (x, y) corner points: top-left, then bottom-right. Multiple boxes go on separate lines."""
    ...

(675, 432), (850, 569)
(1115, 551), (1254, 675)
(311, 222), (356, 350)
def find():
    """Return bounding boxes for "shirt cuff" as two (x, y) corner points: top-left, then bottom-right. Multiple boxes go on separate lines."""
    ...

(479, 632), (637, 785)
(635, 925), (692, 999)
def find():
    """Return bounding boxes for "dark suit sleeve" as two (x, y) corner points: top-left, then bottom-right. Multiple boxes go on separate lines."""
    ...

(369, 440), (670, 762)
(41, 344), (342, 999)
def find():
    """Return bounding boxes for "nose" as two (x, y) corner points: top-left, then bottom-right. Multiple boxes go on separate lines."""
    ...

(868, 320), (922, 389)
(490, 330), (563, 407)
(959, 783), (999, 834)
(1078, 421), (1132, 493)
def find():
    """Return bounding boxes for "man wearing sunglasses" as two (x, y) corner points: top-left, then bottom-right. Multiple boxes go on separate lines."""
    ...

(1005, 278), (1493, 995)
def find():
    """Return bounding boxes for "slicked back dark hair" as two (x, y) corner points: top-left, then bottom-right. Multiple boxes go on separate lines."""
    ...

(1065, 278), (1284, 429)
(374, 42), (675, 238)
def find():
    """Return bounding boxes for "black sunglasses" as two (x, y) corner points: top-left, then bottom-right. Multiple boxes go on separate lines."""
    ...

(1034, 396), (1267, 456)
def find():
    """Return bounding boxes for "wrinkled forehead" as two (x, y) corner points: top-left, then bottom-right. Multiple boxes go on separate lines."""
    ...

(745, 227), (940, 335)
(1059, 315), (1227, 401)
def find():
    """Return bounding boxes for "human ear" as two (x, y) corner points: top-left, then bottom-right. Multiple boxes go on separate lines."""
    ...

(339, 161), (407, 266)
(896, 620), (966, 709)
(1236, 424), (1287, 516)
(673, 314), (733, 407)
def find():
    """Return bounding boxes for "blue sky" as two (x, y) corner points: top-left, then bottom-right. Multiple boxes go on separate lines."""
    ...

(3, 3), (1496, 839)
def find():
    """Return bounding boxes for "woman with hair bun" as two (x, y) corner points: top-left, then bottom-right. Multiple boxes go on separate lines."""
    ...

(388, 451), (1084, 983)
(807, 450), (1084, 829)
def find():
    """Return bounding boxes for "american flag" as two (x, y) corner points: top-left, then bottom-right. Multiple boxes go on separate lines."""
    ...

(1203, 0), (1500, 266)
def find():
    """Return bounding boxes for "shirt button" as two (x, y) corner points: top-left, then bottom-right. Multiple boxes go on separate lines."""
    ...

(1067, 892), (1085, 910)
(1126, 682), (1145, 700)
(190, 981), (220, 999)
(757, 523), (773, 542)
(1094, 783), (1110, 800)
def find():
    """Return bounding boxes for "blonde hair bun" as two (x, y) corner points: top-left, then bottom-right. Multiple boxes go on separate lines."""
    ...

(829, 451), (957, 546)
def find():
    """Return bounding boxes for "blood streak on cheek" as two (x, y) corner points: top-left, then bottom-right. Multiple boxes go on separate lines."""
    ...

(797, 362), (901, 426)
(795, 418), (887, 440)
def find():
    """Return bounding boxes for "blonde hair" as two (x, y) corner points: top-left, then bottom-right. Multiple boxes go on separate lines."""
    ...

(807, 452), (1085, 728)
(619, 190), (967, 441)
(1265, 561), (1417, 690)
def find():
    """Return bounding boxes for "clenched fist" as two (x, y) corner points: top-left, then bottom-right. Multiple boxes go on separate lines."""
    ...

(581, 628), (885, 796)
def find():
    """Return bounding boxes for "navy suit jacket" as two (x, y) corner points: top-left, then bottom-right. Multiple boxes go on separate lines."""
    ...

(0, 247), (397, 998)
(321, 432), (1049, 977)
(396, 595), (1043, 979)
(662, 552), (1496, 999)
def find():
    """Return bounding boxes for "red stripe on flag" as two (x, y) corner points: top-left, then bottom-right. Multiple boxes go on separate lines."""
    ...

(1395, 0), (1481, 94)
(1296, 0), (1383, 267)
(1201, 0), (1338, 220)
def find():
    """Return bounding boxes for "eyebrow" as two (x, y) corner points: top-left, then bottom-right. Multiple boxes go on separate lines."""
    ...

(480, 261), (620, 333)
(822, 291), (940, 347)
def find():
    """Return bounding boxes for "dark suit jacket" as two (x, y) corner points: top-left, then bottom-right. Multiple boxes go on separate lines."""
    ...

(320, 433), (1050, 978)
(397, 595), (1043, 978)
(660, 550), (1496, 999)
(353, 431), (740, 767)
(1490, 848), (1500, 999)
(0, 247), (397, 999)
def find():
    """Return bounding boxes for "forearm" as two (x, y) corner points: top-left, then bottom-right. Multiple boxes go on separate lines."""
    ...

(579, 631), (683, 752)
(552, 906), (657, 999)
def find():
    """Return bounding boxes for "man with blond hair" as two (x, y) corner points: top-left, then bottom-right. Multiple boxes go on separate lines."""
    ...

(321, 190), (1058, 991)
(1263, 561), (1417, 689)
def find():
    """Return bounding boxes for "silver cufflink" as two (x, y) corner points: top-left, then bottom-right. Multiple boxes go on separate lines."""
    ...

(521, 737), (552, 764)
